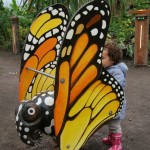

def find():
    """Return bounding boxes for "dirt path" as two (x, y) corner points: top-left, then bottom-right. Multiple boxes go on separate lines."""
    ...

(0, 51), (150, 150)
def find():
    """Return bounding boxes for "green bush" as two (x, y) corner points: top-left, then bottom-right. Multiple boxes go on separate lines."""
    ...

(0, 2), (12, 50)
(0, 0), (34, 51)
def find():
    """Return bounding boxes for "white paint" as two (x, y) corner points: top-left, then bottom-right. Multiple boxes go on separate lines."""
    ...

(100, 10), (105, 16)
(63, 19), (67, 25)
(24, 53), (30, 60)
(28, 107), (36, 116)
(24, 127), (29, 133)
(83, 11), (88, 15)
(38, 37), (45, 44)
(25, 44), (31, 51)
(23, 135), (27, 139)
(91, 28), (98, 36)
(48, 91), (54, 95)
(75, 14), (81, 21)
(46, 31), (52, 38)
(41, 10), (47, 14)
(28, 34), (33, 42)
(33, 38), (38, 44)
(94, 7), (99, 11)
(66, 29), (74, 40)
(56, 44), (60, 49)
(53, 28), (59, 35)
(140, 25), (143, 49)
(57, 36), (62, 41)
(28, 86), (32, 93)
(102, 20), (106, 29)
(45, 111), (49, 115)
(86, 5), (94, 11)
(100, 32), (104, 39)
(36, 97), (42, 105)
(44, 126), (52, 134)
(45, 97), (54, 106)
(52, 9), (58, 16)
(48, 7), (53, 11)
(97, 59), (101, 64)
(31, 45), (34, 51)
(59, 12), (65, 18)
(71, 21), (75, 27)
(27, 141), (31, 144)
(42, 93), (46, 97)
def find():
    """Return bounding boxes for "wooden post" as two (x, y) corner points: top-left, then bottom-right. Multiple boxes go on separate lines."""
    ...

(11, 16), (20, 54)
(129, 10), (150, 66)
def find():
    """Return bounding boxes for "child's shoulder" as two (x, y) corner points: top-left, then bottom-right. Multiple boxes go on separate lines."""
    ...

(107, 62), (128, 75)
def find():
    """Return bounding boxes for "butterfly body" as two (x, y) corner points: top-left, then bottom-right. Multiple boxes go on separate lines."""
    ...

(15, 0), (125, 149)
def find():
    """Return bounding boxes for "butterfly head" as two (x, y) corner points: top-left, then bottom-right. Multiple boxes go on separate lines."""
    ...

(15, 91), (55, 146)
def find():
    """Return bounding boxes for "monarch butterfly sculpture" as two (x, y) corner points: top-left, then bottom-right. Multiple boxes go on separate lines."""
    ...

(15, 0), (124, 149)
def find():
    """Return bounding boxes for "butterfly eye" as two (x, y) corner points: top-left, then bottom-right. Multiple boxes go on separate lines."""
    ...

(22, 102), (40, 123)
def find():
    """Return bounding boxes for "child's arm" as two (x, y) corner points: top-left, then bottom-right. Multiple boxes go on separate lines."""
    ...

(112, 69), (126, 89)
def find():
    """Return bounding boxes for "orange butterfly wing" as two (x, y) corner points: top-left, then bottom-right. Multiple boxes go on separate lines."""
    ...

(18, 4), (69, 101)
(54, 0), (124, 149)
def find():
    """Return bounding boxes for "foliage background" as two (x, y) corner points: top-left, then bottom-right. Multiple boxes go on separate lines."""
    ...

(0, 0), (149, 57)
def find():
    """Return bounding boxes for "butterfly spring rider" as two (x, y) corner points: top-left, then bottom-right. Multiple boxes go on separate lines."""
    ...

(15, 0), (125, 149)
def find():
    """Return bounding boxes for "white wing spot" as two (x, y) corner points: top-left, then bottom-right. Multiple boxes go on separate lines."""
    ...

(56, 44), (60, 49)
(57, 36), (62, 41)
(45, 31), (52, 38)
(107, 10), (110, 16)
(63, 20), (67, 25)
(102, 20), (106, 29)
(24, 53), (30, 60)
(83, 11), (88, 15)
(25, 44), (31, 51)
(33, 38), (38, 44)
(97, 59), (101, 64)
(71, 21), (75, 27)
(100, 32), (104, 39)
(75, 14), (81, 21)
(91, 28), (98, 36)
(38, 37), (45, 44)
(59, 12), (65, 17)
(66, 29), (74, 40)
(94, 7), (99, 11)
(100, 10), (105, 16)
(52, 9), (58, 15)
(28, 34), (33, 42)
(48, 7), (53, 11)
(53, 28), (59, 35)
(86, 5), (94, 11)
(31, 45), (34, 51)
(41, 10), (47, 14)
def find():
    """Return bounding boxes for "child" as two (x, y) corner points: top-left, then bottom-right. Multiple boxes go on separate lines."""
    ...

(101, 40), (128, 150)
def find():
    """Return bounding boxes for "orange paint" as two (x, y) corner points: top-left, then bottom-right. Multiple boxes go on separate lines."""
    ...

(70, 65), (98, 104)
(35, 38), (57, 61)
(54, 61), (70, 136)
(19, 56), (38, 101)
(70, 34), (89, 68)
(86, 14), (101, 29)
(71, 44), (98, 85)
(37, 50), (56, 70)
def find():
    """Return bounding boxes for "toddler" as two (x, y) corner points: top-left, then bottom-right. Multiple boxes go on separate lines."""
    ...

(102, 40), (128, 150)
